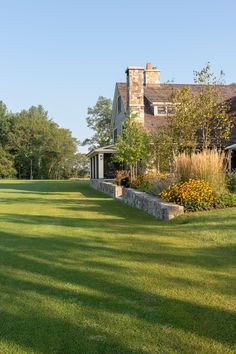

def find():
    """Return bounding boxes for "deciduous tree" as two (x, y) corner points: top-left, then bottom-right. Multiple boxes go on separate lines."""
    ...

(167, 63), (232, 151)
(83, 96), (112, 148)
(113, 113), (150, 180)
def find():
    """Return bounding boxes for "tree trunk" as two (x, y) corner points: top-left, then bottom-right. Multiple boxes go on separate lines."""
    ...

(157, 158), (160, 174)
(30, 159), (33, 180)
(130, 164), (134, 182)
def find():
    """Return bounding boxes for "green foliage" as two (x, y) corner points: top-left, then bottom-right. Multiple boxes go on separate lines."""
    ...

(150, 128), (174, 172)
(215, 192), (236, 208)
(167, 86), (198, 152)
(193, 63), (231, 148)
(167, 63), (232, 152)
(0, 102), (79, 179)
(113, 112), (150, 179)
(0, 147), (16, 178)
(130, 175), (150, 191)
(71, 153), (89, 177)
(226, 172), (236, 193)
(83, 96), (112, 148)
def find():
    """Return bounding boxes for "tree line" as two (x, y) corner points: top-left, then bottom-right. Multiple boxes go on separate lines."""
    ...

(0, 102), (88, 179)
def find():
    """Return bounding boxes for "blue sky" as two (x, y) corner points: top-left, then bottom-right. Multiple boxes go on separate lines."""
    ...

(0, 0), (235, 152)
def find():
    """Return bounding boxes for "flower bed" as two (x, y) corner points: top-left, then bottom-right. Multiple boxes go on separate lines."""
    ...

(129, 150), (236, 212)
(160, 179), (215, 212)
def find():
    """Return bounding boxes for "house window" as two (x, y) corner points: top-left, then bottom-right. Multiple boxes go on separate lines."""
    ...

(157, 106), (167, 115)
(117, 96), (122, 114)
(154, 104), (175, 116)
(167, 105), (176, 114)
(113, 128), (118, 142)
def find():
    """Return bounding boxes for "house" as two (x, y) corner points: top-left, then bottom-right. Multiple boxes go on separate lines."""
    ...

(88, 63), (236, 179)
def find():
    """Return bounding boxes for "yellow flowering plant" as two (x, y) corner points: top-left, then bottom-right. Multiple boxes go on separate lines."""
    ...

(160, 179), (215, 212)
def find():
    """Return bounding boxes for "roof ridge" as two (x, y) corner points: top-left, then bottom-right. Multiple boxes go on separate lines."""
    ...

(117, 82), (236, 87)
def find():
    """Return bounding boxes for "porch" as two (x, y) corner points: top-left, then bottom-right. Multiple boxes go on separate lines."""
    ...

(225, 144), (236, 171)
(87, 145), (117, 179)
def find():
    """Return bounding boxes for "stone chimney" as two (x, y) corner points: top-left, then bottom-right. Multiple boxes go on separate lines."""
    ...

(144, 62), (160, 85)
(126, 66), (144, 125)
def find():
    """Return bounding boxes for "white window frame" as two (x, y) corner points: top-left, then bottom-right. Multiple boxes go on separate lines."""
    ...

(153, 102), (175, 116)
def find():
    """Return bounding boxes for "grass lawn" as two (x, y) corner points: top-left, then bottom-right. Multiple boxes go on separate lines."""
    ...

(0, 180), (235, 354)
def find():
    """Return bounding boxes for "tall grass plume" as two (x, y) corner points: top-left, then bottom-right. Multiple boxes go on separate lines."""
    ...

(175, 149), (226, 194)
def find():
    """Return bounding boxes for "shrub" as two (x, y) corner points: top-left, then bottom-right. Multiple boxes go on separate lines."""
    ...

(115, 170), (130, 186)
(227, 172), (236, 193)
(130, 172), (176, 195)
(160, 179), (215, 212)
(130, 176), (150, 192)
(214, 193), (236, 208)
(175, 150), (227, 194)
(147, 173), (176, 196)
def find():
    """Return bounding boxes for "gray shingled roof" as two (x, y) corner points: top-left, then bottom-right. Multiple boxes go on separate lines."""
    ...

(116, 82), (236, 109)
(229, 96), (236, 112)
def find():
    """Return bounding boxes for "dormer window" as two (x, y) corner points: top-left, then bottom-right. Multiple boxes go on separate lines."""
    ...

(154, 103), (175, 116)
(117, 96), (122, 114)
(157, 106), (167, 115)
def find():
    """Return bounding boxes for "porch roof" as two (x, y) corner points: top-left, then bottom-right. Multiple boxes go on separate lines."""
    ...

(225, 144), (236, 151)
(86, 144), (116, 158)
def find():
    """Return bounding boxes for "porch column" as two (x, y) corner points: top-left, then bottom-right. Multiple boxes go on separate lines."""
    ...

(228, 149), (232, 172)
(98, 153), (104, 179)
(90, 158), (92, 179)
(92, 156), (95, 179)
(94, 154), (98, 179)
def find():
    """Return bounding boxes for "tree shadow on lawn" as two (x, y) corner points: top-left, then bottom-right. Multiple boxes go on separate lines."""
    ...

(0, 229), (236, 352)
(1, 218), (235, 272)
(0, 208), (236, 269)
(0, 181), (235, 351)
(0, 300), (137, 354)
(0, 180), (91, 194)
(1, 193), (236, 239)
(1, 201), (236, 238)
(1, 179), (235, 233)
(0, 252), (236, 352)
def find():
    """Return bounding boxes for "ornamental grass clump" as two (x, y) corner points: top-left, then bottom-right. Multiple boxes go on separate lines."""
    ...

(130, 172), (176, 195)
(160, 179), (215, 212)
(176, 149), (227, 194)
(147, 173), (176, 195)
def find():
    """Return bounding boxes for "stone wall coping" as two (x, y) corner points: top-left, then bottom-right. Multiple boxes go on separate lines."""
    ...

(125, 188), (181, 207)
(90, 179), (123, 198)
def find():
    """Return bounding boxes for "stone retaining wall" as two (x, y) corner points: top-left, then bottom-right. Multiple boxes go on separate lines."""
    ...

(90, 179), (123, 198)
(90, 180), (184, 220)
(122, 188), (184, 220)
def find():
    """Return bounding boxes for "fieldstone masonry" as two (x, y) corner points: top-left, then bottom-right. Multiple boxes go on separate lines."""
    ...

(90, 180), (184, 221)
(122, 188), (184, 221)
(126, 67), (145, 125)
(90, 180), (123, 198)
(144, 63), (160, 85)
